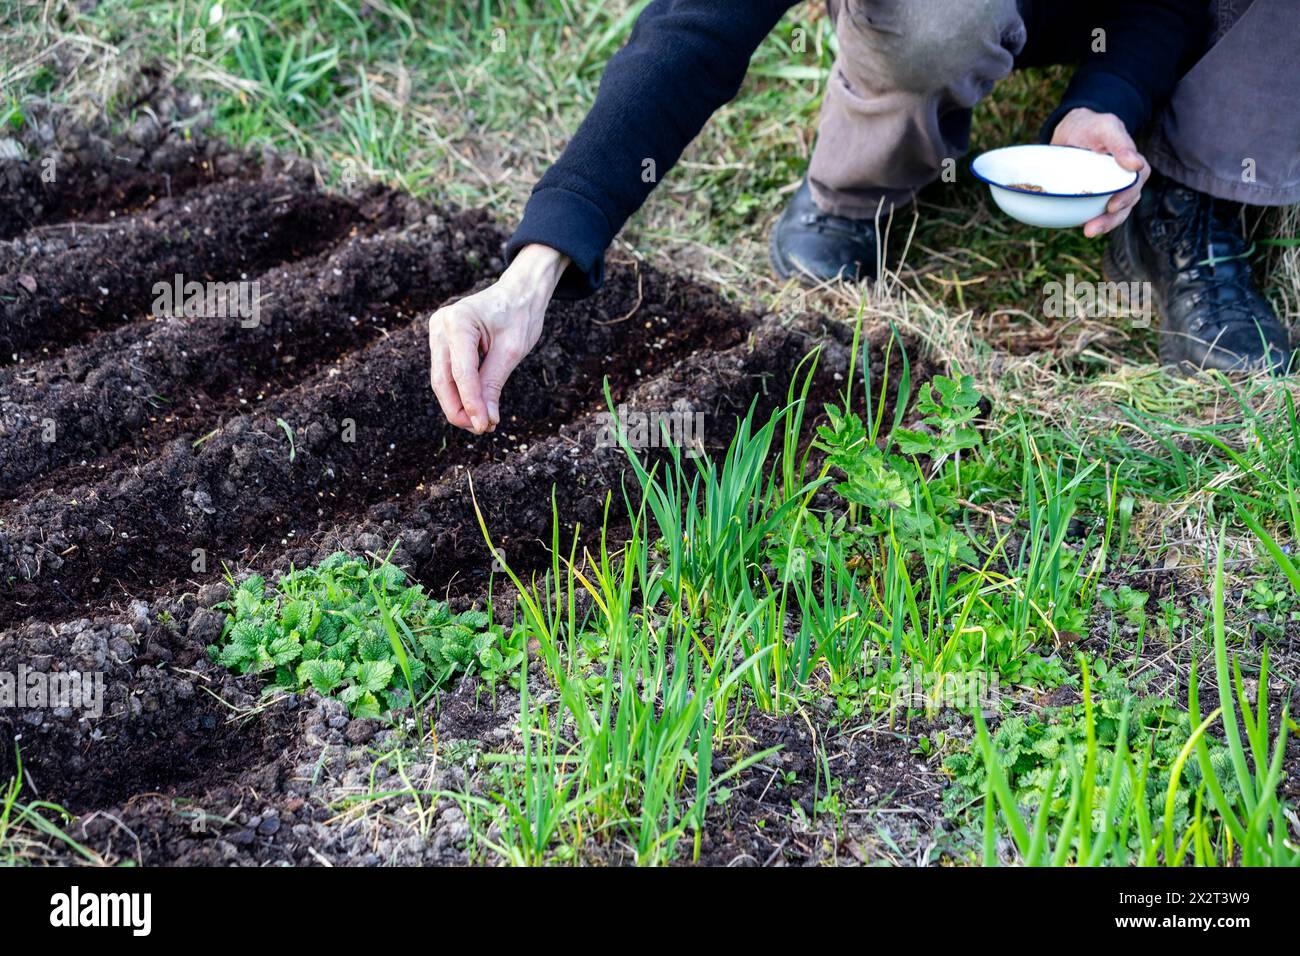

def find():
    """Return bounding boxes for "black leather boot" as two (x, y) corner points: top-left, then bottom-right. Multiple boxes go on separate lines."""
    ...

(769, 179), (882, 285)
(1105, 173), (1291, 374)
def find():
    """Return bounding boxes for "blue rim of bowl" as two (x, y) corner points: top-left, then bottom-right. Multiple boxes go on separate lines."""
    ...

(970, 147), (1139, 199)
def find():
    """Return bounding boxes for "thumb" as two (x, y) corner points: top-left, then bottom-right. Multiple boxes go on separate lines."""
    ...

(1113, 146), (1144, 171)
(478, 340), (523, 428)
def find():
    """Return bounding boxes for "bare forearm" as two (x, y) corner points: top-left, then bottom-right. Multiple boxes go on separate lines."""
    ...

(501, 244), (569, 306)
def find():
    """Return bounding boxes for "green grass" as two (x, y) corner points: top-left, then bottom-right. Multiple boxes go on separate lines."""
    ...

(1, 749), (101, 866)
(974, 533), (1298, 867)
(451, 332), (1299, 864)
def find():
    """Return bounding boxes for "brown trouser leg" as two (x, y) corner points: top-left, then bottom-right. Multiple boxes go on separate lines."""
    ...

(808, 0), (1026, 218)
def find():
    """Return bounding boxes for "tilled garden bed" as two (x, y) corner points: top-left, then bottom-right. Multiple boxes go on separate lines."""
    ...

(0, 128), (937, 865)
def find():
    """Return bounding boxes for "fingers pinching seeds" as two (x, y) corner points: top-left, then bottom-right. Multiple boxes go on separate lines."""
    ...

(446, 324), (489, 434)
(428, 312), (474, 431)
(477, 343), (524, 429)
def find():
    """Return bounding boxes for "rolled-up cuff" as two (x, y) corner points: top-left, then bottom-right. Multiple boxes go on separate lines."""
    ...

(505, 186), (612, 300)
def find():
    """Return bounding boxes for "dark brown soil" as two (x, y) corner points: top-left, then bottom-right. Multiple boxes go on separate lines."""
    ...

(0, 111), (263, 240)
(1, 176), (362, 364)
(0, 607), (296, 813)
(0, 201), (502, 499)
(692, 715), (945, 866)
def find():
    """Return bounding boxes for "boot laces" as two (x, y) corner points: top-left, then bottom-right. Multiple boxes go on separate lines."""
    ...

(1168, 188), (1266, 335)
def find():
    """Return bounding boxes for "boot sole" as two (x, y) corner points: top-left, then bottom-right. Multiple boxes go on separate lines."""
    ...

(768, 225), (804, 285)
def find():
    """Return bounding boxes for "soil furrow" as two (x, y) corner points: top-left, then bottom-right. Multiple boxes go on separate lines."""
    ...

(0, 206), (504, 499)
(0, 264), (751, 627)
(0, 176), (362, 364)
(0, 123), (261, 240)
(300, 312), (864, 595)
(0, 129), (930, 866)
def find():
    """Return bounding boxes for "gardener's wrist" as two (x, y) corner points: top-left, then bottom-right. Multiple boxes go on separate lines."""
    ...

(502, 243), (569, 306)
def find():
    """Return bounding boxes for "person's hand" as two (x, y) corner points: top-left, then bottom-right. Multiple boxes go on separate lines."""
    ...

(428, 244), (568, 433)
(1050, 107), (1151, 238)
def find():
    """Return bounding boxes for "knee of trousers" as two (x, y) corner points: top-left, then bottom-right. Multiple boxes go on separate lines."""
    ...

(832, 0), (1023, 96)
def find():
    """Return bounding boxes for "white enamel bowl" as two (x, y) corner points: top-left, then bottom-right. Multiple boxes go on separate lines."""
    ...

(971, 144), (1139, 229)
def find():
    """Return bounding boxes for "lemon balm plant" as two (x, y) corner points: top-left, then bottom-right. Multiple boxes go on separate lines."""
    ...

(209, 552), (518, 720)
